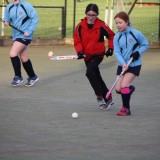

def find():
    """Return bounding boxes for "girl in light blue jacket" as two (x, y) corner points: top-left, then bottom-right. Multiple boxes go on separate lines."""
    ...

(113, 11), (149, 116)
(3, 0), (39, 87)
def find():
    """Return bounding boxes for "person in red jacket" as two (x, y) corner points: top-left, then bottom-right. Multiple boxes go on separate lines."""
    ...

(74, 3), (115, 110)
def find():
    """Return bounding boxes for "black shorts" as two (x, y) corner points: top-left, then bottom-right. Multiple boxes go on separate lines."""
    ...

(116, 65), (141, 76)
(14, 38), (31, 46)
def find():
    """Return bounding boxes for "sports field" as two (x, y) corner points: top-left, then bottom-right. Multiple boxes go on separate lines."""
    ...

(0, 0), (159, 43)
(0, 45), (160, 160)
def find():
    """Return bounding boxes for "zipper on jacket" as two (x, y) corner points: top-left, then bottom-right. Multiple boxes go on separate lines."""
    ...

(125, 33), (127, 48)
(16, 5), (18, 19)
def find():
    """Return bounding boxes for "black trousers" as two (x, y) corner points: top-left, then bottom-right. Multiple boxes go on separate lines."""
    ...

(85, 57), (109, 99)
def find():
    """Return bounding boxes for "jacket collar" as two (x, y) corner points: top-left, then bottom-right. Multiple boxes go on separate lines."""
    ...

(120, 26), (131, 34)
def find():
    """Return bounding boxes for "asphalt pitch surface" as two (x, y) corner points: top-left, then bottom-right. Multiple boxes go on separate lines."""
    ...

(0, 45), (160, 160)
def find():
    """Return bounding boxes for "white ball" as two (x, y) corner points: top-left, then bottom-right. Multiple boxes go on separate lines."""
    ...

(72, 112), (78, 119)
(48, 51), (53, 57)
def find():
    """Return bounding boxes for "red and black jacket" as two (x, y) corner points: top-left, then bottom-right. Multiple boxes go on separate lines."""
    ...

(74, 17), (115, 60)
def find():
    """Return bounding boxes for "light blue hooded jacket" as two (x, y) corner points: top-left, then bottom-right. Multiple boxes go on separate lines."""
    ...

(114, 26), (149, 67)
(4, 0), (38, 40)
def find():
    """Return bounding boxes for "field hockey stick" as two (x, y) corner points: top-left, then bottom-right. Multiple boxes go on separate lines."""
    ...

(48, 51), (105, 61)
(49, 54), (78, 60)
(106, 57), (133, 99)
(0, 18), (24, 34)
(48, 51), (78, 60)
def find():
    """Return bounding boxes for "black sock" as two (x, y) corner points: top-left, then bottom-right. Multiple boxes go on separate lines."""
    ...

(10, 56), (21, 77)
(121, 87), (131, 109)
(22, 59), (35, 78)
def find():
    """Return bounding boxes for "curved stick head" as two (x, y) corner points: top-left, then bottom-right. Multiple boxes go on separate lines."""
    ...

(106, 91), (111, 100)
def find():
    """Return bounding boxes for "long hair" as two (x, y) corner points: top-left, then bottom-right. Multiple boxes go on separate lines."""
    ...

(114, 11), (130, 26)
(85, 3), (99, 15)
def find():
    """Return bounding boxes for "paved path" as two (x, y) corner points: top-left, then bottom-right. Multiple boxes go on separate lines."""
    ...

(0, 46), (160, 160)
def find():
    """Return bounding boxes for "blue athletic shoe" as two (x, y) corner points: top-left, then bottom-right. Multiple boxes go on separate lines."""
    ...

(11, 76), (23, 86)
(25, 75), (39, 87)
